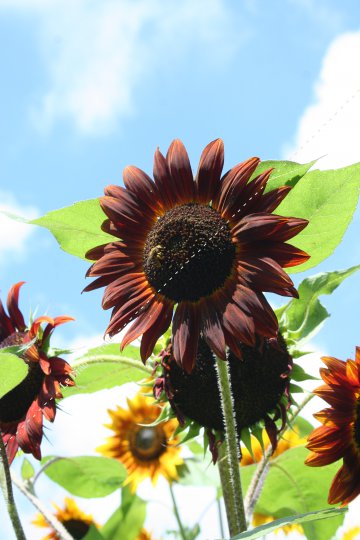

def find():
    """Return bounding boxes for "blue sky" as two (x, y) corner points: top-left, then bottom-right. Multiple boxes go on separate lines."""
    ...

(1, 1), (360, 538)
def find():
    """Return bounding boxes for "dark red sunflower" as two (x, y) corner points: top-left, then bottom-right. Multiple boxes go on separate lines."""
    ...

(305, 347), (360, 505)
(154, 334), (292, 461)
(0, 282), (75, 464)
(85, 139), (309, 372)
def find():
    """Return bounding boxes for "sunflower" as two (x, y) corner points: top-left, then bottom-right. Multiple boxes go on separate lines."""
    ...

(154, 335), (292, 460)
(342, 527), (360, 540)
(137, 529), (156, 540)
(85, 139), (309, 372)
(32, 497), (97, 540)
(97, 391), (183, 490)
(0, 282), (75, 464)
(305, 346), (360, 505)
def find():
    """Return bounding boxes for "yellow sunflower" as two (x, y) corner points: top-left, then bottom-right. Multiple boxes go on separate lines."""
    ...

(97, 391), (183, 490)
(137, 529), (156, 540)
(241, 426), (306, 535)
(32, 497), (97, 540)
(343, 527), (360, 540)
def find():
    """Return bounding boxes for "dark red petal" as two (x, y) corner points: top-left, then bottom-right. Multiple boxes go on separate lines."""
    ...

(106, 289), (155, 337)
(86, 243), (114, 261)
(232, 284), (278, 338)
(242, 241), (310, 268)
(101, 219), (122, 239)
(83, 275), (118, 293)
(121, 299), (168, 350)
(153, 147), (179, 209)
(200, 299), (226, 360)
(140, 300), (174, 362)
(255, 186), (292, 213)
(215, 157), (260, 216)
(172, 302), (200, 373)
(328, 462), (360, 505)
(88, 249), (137, 277)
(6, 282), (26, 332)
(239, 257), (298, 297)
(223, 327), (243, 359)
(100, 194), (152, 233)
(123, 166), (161, 212)
(3, 433), (19, 465)
(0, 297), (14, 341)
(195, 139), (224, 203)
(166, 139), (194, 202)
(234, 168), (273, 217)
(222, 300), (256, 347)
(102, 274), (149, 310)
(233, 213), (308, 242)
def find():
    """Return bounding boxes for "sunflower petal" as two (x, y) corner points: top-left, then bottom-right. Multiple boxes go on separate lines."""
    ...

(195, 139), (224, 203)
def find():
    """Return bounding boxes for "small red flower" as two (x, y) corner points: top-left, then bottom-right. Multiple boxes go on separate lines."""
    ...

(85, 139), (309, 372)
(0, 282), (75, 464)
(305, 347), (360, 505)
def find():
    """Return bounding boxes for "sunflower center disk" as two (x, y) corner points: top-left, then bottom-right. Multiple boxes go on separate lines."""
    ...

(143, 203), (236, 302)
(0, 332), (44, 424)
(353, 399), (360, 449)
(64, 519), (90, 540)
(129, 426), (166, 461)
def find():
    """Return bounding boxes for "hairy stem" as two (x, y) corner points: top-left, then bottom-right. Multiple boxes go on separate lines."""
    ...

(215, 356), (247, 536)
(11, 472), (74, 540)
(244, 392), (314, 521)
(0, 437), (26, 540)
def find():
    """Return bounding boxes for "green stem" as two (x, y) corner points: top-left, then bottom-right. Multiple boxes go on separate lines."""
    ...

(11, 472), (74, 540)
(215, 356), (247, 536)
(244, 392), (314, 522)
(71, 355), (153, 374)
(0, 436), (26, 540)
(169, 482), (187, 540)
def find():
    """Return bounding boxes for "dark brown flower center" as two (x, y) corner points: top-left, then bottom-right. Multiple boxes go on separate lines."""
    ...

(353, 399), (360, 449)
(0, 332), (44, 424)
(167, 337), (290, 434)
(129, 426), (167, 461)
(143, 203), (236, 302)
(63, 519), (91, 539)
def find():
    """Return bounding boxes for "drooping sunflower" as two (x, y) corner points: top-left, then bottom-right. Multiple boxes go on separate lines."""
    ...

(97, 391), (183, 490)
(0, 282), (75, 464)
(85, 139), (309, 372)
(305, 346), (360, 505)
(32, 497), (98, 540)
(154, 334), (292, 459)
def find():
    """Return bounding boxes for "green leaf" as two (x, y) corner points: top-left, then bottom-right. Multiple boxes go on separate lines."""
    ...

(291, 363), (318, 382)
(83, 525), (106, 540)
(177, 458), (220, 488)
(21, 458), (35, 481)
(0, 352), (28, 399)
(43, 456), (127, 497)
(231, 508), (346, 540)
(276, 163), (360, 273)
(280, 265), (360, 343)
(101, 487), (146, 540)
(30, 199), (117, 260)
(62, 344), (151, 398)
(252, 159), (316, 192)
(241, 446), (346, 540)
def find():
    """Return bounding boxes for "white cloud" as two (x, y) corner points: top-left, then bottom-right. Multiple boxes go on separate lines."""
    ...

(1, 0), (237, 134)
(285, 31), (360, 169)
(0, 192), (38, 265)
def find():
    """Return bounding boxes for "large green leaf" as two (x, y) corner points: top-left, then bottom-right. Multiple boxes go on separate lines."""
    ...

(241, 446), (345, 540)
(62, 344), (152, 398)
(0, 351), (28, 399)
(277, 163), (360, 273)
(177, 458), (220, 488)
(278, 265), (360, 344)
(231, 508), (346, 540)
(252, 159), (316, 192)
(30, 199), (116, 260)
(101, 487), (146, 540)
(43, 456), (126, 497)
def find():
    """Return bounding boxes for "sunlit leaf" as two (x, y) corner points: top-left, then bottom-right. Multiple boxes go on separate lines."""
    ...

(241, 446), (346, 540)
(101, 487), (146, 540)
(277, 163), (360, 273)
(62, 344), (151, 398)
(0, 352), (27, 399)
(21, 458), (35, 481)
(279, 265), (360, 343)
(30, 199), (116, 260)
(231, 508), (346, 540)
(43, 456), (126, 497)
(252, 159), (316, 191)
